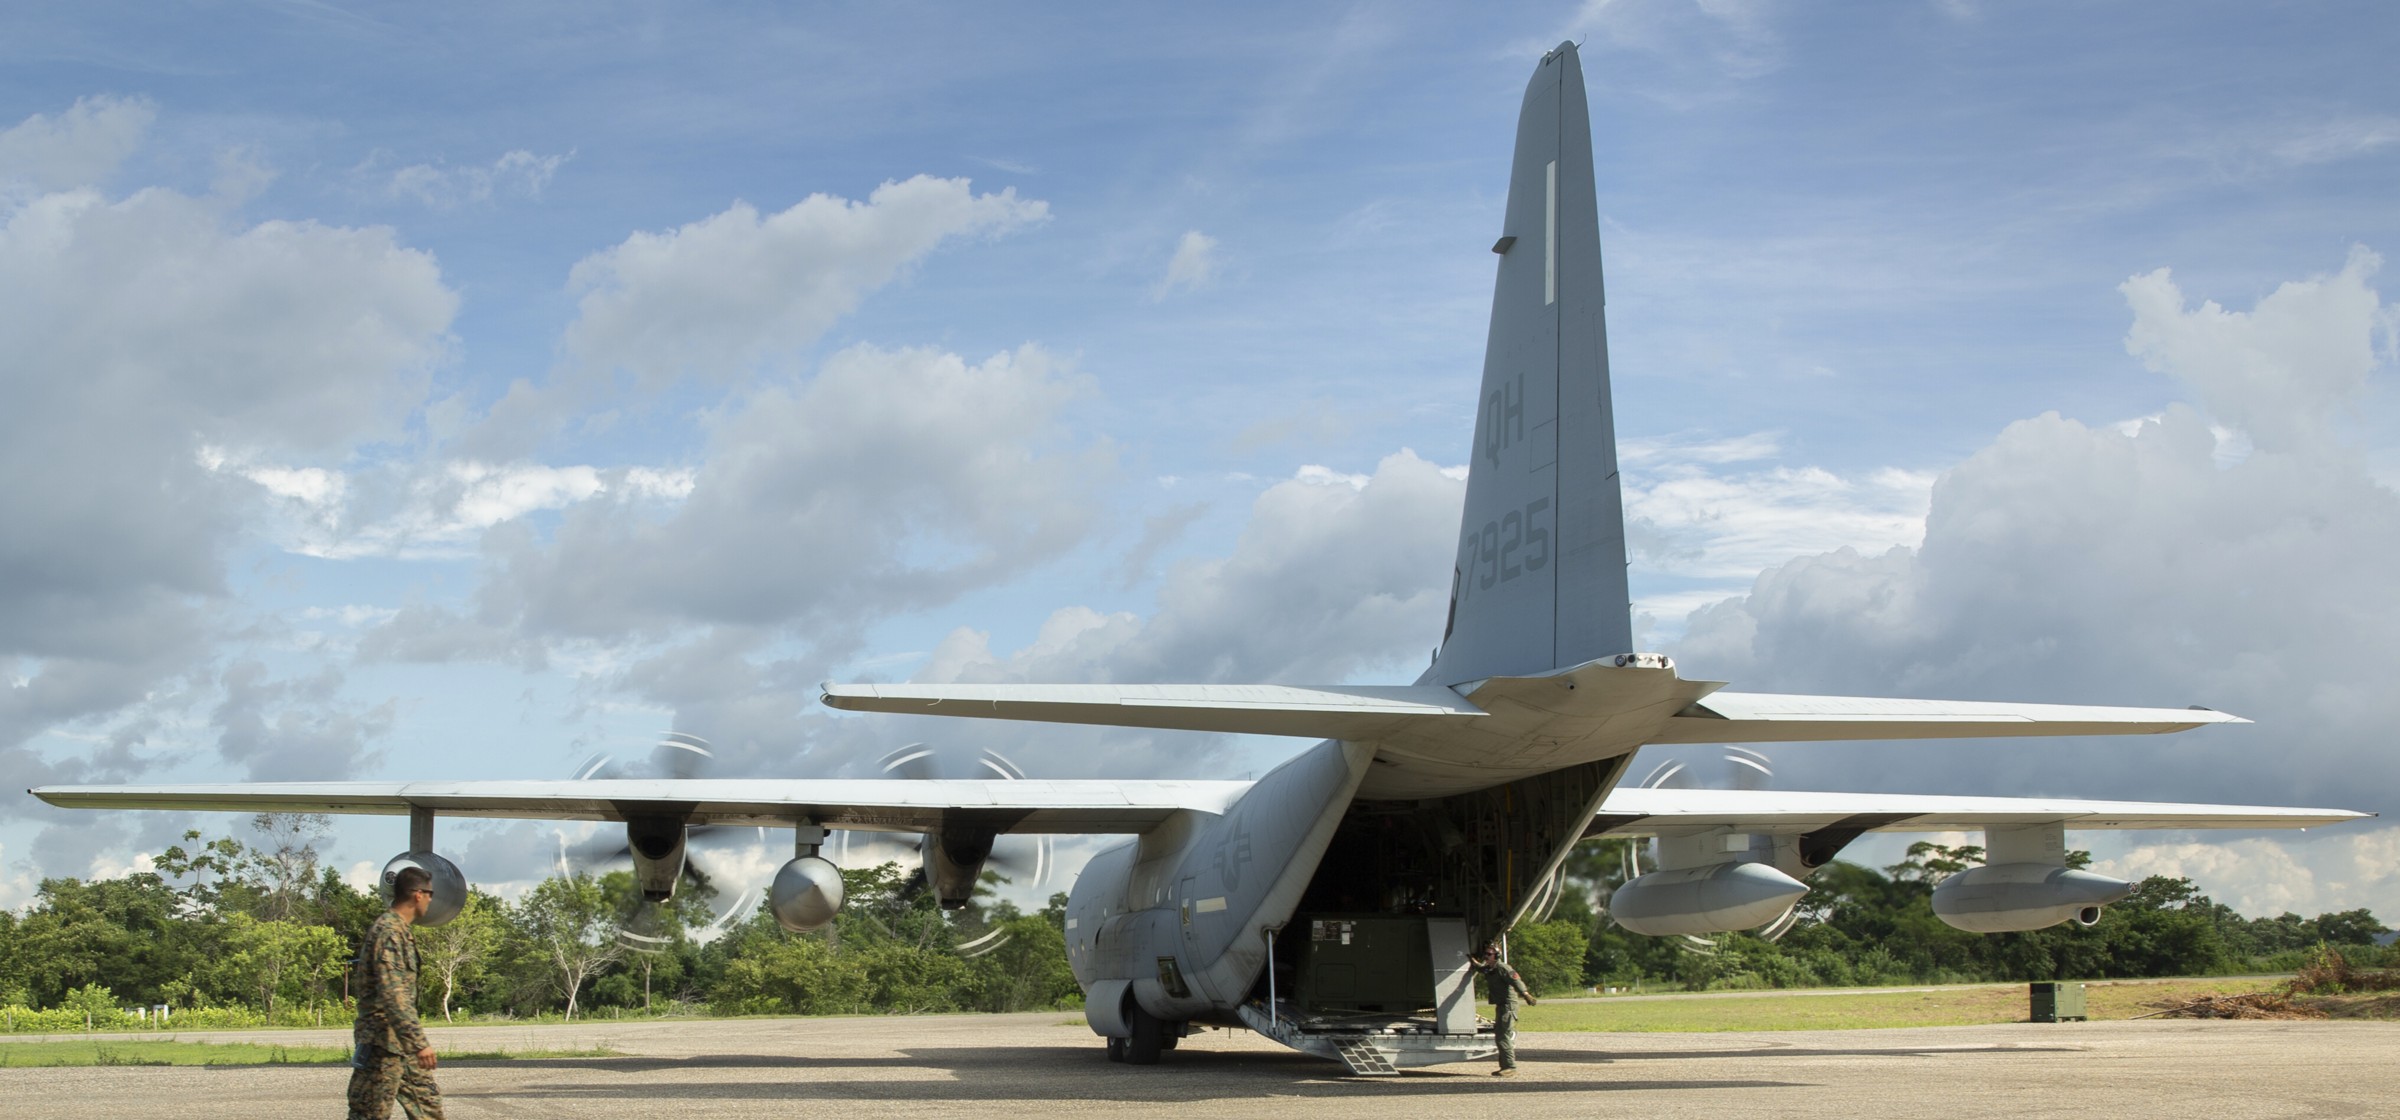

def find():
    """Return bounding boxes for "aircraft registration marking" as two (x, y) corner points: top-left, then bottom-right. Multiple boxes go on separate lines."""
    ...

(1457, 497), (1553, 598)
(1214, 820), (1253, 890)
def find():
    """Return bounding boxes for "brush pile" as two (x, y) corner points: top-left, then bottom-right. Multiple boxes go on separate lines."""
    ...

(2289, 946), (2400, 996)
(2143, 991), (2324, 1020)
(2143, 947), (2400, 1020)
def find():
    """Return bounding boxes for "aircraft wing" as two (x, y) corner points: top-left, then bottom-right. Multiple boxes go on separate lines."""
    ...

(1647, 692), (2247, 743)
(33, 779), (2369, 843)
(28, 778), (1254, 834)
(1586, 787), (2370, 836)
(822, 681), (2238, 743)
(820, 682), (1486, 739)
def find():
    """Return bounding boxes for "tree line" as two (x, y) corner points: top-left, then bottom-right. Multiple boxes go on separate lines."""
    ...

(0, 815), (1075, 1029)
(1, 818), (2387, 1029)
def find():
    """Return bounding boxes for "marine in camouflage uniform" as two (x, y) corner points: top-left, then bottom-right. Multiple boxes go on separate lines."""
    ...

(349, 875), (442, 1120)
(1471, 944), (1537, 1076)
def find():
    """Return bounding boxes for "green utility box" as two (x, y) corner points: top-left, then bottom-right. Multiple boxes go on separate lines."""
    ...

(2030, 981), (2087, 1022)
(1296, 915), (1434, 1015)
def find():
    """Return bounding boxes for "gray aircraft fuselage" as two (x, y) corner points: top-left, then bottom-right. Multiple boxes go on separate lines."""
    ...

(1063, 42), (1634, 1059)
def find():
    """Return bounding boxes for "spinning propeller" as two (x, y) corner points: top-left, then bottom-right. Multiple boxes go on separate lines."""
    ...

(556, 733), (766, 950)
(855, 743), (1055, 902)
(826, 743), (1053, 957)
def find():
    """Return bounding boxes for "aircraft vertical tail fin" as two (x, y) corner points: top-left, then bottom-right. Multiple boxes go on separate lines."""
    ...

(1426, 42), (1631, 687)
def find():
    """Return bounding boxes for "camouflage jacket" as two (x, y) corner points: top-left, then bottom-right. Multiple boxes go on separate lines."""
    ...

(352, 910), (429, 1055)
(1473, 959), (1534, 1012)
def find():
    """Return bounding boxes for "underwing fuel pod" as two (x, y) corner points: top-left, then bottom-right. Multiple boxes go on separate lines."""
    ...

(1930, 823), (2134, 933)
(768, 825), (846, 933)
(1609, 862), (1809, 937)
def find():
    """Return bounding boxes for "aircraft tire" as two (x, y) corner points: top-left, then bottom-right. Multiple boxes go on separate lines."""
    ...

(1126, 1006), (1166, 1065)
(1106, 1035), (1127, 1063)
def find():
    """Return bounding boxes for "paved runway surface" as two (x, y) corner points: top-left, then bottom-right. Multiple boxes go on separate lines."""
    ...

(6, 1013), (2394, 1118)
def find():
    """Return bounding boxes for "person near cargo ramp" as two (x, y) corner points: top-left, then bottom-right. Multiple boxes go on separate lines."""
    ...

(349, 866), (443, 1119)
(1470, 942), (1538, 1076)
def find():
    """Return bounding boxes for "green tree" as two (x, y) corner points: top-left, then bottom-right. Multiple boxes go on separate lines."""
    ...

(710, 934), (872, 1016)
(14, 874), (210, 1008)
(1508, 919), (1590, 996)
(1888, 841), (1985, 885)
(597, 870), (711, 1013)
(61, 982), (123, 1029)
(414, 890), (504, 1021)
(2310, 909), (2390, 947)
(961, 912), (1080, 1012)
(246, 813), (333, 922)
(0, 909), (27, 1007)
(288, 922), (349, 1024)
(151, 831), (260, 916)
(515, 872), (626, 1021)
(310, 865), (385, 943)
(858, 942), (970, 1014)
(2088, 876), (2229, 977)
(213, 916), (344, 1022)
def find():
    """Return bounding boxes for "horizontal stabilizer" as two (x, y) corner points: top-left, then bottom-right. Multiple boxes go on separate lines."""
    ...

(820, 682), (1485, 740)
(1650, 692), (2247, 743)
(30, 778), (1252, 834)
(1588, 787), (2368, 836)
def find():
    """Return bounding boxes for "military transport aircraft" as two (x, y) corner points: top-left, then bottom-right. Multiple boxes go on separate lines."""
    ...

(34, 41), (2367, 1075)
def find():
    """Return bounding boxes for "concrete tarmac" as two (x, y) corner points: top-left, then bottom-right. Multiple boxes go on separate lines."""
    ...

(5, 1013), (2394, 1119)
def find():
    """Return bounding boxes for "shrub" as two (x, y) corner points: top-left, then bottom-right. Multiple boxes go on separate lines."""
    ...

(1509, 920), (1590, 995)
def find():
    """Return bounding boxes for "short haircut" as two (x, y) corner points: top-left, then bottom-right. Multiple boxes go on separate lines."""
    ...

(391, 865), (433, 902)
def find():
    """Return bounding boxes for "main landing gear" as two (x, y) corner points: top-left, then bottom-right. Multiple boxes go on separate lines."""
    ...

(1105, 1005), (1183, 1065)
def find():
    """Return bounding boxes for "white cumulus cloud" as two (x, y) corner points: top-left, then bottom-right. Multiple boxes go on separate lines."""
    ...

(0, 109), (457, 859)
(1152, 230), (1219, 300)
(203, 452), (697, 561)
(422, 343), (1113, 667)
(0, 95), (154, 195)
(2122, 246), (2390, 453)
(2090, 825), (2400, 921)
(564, 176), (1048, 386)
(1664, 249), (2400, 920)
(930, 449), (1462, 693)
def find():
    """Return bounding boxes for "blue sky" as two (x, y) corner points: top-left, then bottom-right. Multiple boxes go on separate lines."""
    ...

(4, 2), (2397, 921)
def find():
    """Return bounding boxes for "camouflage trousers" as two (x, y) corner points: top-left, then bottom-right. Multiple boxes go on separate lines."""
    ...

(1494, 1009), (1519, 1069)
(348, 1045), (443, 1120)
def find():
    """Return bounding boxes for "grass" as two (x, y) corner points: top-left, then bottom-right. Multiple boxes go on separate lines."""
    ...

(1514, 977), (2290, 1033)
(0, 1040), (624, 1068)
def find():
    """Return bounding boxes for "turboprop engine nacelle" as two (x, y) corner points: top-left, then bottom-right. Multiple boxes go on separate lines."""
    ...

(770, 855), (845, 932)
(925, 827), (996, 910)
(379, 851), (467, 927)
(624, 816), (688, 902)
(1609, 861), (1809, 937)
(1931, 864), (2132, 933)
